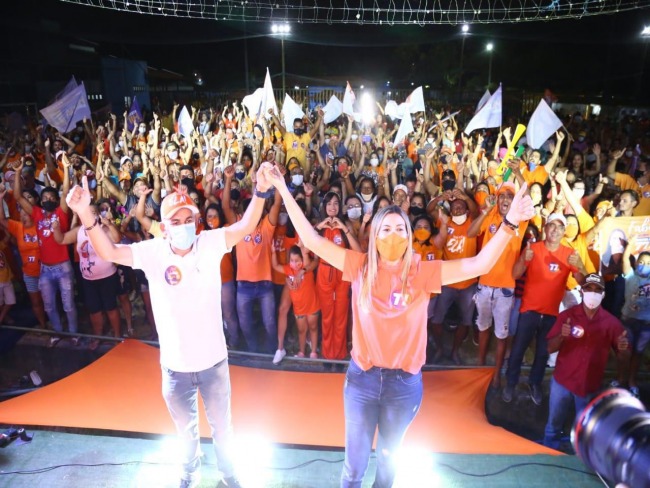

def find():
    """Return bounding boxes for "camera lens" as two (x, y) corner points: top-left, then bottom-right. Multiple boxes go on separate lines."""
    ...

(572, 388), (650, 487)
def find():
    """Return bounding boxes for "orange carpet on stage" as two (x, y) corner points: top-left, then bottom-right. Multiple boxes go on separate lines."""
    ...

(0, 340), (558, 455)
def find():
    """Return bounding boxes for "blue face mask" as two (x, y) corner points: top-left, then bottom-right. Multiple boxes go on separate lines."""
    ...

(235, 171), (246, 181)
(167, 222), (196, 250)
(528, 161), (536, 172)
(637, 264), (650, 277)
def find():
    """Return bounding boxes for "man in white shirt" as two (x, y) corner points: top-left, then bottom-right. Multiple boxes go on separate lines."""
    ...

(66, 163), (276, 488)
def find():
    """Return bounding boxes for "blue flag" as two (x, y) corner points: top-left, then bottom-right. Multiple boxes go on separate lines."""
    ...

(127, 97), (143, 131)
(40, 82), (91, 134)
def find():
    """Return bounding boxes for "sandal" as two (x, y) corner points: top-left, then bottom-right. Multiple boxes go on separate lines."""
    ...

(295, 352), (305, 358)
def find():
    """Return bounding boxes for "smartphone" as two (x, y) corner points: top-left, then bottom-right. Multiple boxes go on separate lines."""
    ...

(362, 135), (371, 144)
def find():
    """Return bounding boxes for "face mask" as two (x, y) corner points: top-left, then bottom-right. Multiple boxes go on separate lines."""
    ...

(347, 207), (362, 220)
(167, 222), (196, 250)
(564, 223), (579, 239)
(442, 180), (456, 192)
(100, 210), (108, 219)
(582, 291), (604, 309)
(413, 228), (431, 241)
(181, 177), (194, 188)
(294, 128), (305, 136)
(427, 138), (434, 145)
(118, 141), (125, 149)
(578, 136), (585, 142)
(324, 137), (330, 145)
(291, 174), (304, 186)
(41, 200), (58, 212)
(278, 212), (289, 226)
(207, 216), (220, 229)
(452, 214), (468, 225)
(139, 127), (146, 134)
(351, 134), (358, 141)
(528, 161), (537, 172)
(573, 189), (585, 199)
(227, 114), (233, 120)
(230, 189), (241, 201)
(168, 150), (178, 160)
(410, 206), (424, 216)
(370, 158), (379, 167)
(637, 264), (650, 277)
(235, 171), (246, 181)
(626, 151), (634, 158)
(376, 233), (409, 261)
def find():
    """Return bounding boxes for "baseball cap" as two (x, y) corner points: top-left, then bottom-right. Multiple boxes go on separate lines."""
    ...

(496, 182), (516, 196)
(161, 191), (200, 220)
(546, 213), (567, 227)
(120, 156), (132, 166)
(393, 184), (408, 196)
(582, 273), (605, 290)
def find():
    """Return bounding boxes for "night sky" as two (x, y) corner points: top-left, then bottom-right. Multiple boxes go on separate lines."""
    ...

(2, 0), (650, 103)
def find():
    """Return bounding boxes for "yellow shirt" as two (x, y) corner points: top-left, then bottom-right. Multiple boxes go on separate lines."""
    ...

(634, 184), (650, 216)
(148, 220), (164, 239)
(283, 132), (312, 173)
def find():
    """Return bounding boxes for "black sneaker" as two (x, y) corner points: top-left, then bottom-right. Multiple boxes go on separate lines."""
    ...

(502, 385), (514, 403)
(530, 384), (543, 406)
(217, 476), (243, 487)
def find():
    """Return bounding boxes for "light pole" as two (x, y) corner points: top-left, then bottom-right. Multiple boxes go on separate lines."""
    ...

(271, 23), (291, 97)
(639, 26), (650, 101)
(486, 42), (494, 89)
(457, 24), (469, 102)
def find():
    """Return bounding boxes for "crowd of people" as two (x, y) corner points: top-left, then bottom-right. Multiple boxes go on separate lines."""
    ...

(1, 97), (649, 461)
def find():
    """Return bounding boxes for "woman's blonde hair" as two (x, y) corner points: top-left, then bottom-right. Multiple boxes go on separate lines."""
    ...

(359, 205), (413, 312)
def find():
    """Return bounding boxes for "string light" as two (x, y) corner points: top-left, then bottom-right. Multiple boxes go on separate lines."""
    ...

(56, 0), (650, 25)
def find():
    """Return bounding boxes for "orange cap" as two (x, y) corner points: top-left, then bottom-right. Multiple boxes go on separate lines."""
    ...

(161, 191), (199, 220)
(496, 182), (516, 196)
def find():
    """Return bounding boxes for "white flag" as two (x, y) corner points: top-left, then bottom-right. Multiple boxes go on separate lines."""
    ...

(405, 86), (425, 113)
(262, 68), (278, 119)
(40, 82), (91, 133)
(476, 89), (491, 113)
(394, 113), (414, 146)
(282, 94), (304, 133)
(178, 106), (194, 139)
(384, 100), (400, 120)
(242, 88), (264, 118)
(322, 95), (343, 125)
(464, 85), (502, 135)
(526, 99), (563, 149)
(343, 82), (356, 117)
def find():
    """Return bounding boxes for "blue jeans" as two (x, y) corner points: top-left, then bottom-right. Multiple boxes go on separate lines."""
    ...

(236, 280), (277, 353)
(341, 360), (423, 488)
(506, 311), (556, 387)
(508, 297), (522, 337)
(161, 359), (235, 482)
(221, 281), (240, 348)
(39, 261), (77, 333)
(543, 377), (591, 449)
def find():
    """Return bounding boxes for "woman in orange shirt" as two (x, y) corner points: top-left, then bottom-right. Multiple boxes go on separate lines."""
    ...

(265, 167), (534, 488)
(271, 243), (320, 358)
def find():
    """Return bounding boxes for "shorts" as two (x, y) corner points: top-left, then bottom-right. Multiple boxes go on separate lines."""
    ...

(474, 284), (515, 340)
(624, 318), (650, 354)
(0, 282), (16, 306)
(295, 310), (320, 320)
(82, 273), (120, 314)
(23, 274), (40, 294)
(432, 284), (477, 325)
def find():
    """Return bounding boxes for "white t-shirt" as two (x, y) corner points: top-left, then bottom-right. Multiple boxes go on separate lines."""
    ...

(130, 228), (231, 372)
(77, 226), (117, 280)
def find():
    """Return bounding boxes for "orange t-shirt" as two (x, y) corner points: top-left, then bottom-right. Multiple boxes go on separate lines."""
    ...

(283, 264), (319, 316)
(235, 215), (275, 282)
(412, 240), (440, 262)
(519, 242), (578, 316)
(343, 250), (442, 374)
(634, 184), (650, 216)
(272, 225), (299, 285)
(615, 172), (640, 192)
(443, 218), (478, 290)
(478, 207), (527, 289)
(522, 165), (549, 185)
(7, 220), (40, 277)
(219, 224), (235, 284)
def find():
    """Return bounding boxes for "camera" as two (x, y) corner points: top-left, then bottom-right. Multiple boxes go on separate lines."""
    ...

(572, 388), (650, 487)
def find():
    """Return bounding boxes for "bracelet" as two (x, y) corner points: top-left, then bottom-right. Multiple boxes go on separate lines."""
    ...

(254, 187), (273, 199)
(84, 217), (100, 232)
(502, 216), (518, 230)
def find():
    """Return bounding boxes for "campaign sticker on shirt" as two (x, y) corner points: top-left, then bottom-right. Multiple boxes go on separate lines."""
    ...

(644, 191), (650, 198)
(390, 291), (411, 309)
(426, 253), (435, 261)
(333, 234), (343, 245)
(292, 141), (299, 149)
(254, 233), (263, 244)
(164, 265), (183, 286)
(571, 325), (585, 338)
(244, 234), (252, 242)
(489, 223), (498, 234)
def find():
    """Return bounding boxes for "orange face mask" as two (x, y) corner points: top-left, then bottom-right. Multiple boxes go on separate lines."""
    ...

(413, 228), (431, 242)
(376, 233), (409, 261)
(474, 191), (488, 208)
(207, 217), (220, 229)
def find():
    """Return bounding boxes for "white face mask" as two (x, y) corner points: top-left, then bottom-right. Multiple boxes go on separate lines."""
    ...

(427, 138), (434, 145)
(582, 291), (604, 309)
(278, 212), (289, 226)
(351, 134), (358, 141)
(370, 158), (379, 167)
(347, 207), (362, 220)
(451, 214), (468, 225)
(360, 192), (374, 202)
(573, 189), (585, 199)
(291, 174), (304, 186)
(167, 222), (196, 250)
(168, 150), (178, 160)
(138, 126), (146, 134)
(324, 137), (330, 145)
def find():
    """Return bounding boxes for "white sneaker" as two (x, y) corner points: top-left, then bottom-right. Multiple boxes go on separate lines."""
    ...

(272, 349), (286, 364)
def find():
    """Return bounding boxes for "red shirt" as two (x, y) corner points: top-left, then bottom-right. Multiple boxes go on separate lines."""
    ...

(32, 206), (70, 265)
(547, 305), (625, 397)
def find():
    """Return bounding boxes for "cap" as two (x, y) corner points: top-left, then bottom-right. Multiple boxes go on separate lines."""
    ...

(496, 182), (516, 196)
(582, 273), (605, 290)
(393, 184), (408, 196)
(327, 127), (340, 137)
(120, 156), (132, 167)
(161, 191), (200, 220)
(546, 212), (567, 227)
